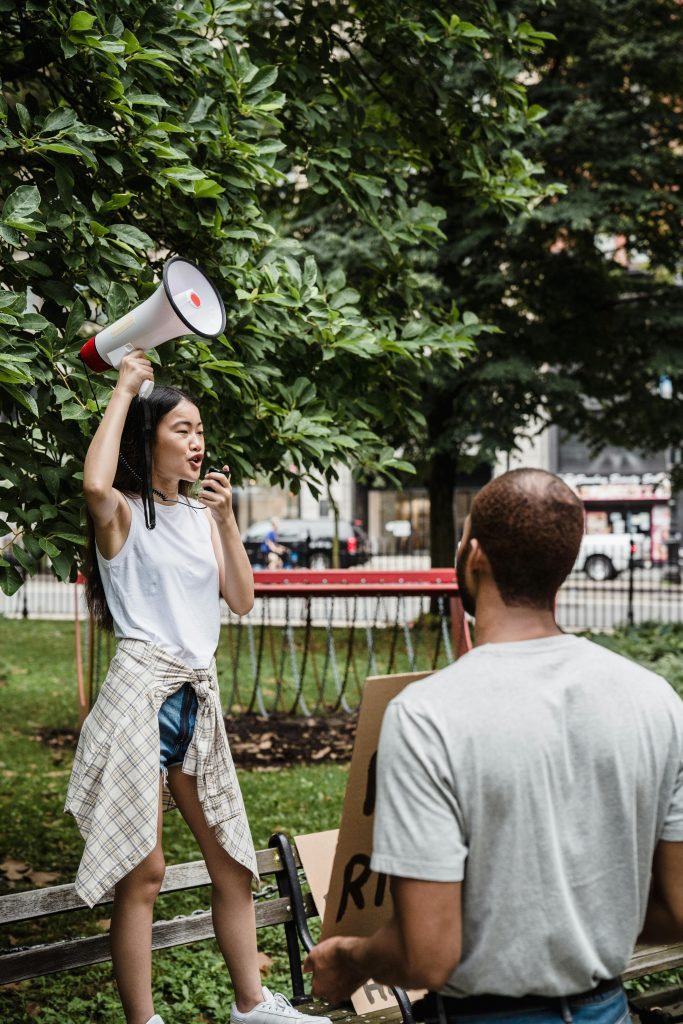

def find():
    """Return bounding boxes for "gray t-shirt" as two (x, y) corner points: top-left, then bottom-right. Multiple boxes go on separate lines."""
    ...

(371, 634), (683, 998)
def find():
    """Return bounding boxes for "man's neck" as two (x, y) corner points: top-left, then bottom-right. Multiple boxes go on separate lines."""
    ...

(472, 583), (562, 646)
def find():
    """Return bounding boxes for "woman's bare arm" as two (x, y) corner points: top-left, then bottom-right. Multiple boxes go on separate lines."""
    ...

(202, 469), (254, 616)
(83, 351), (153, 554)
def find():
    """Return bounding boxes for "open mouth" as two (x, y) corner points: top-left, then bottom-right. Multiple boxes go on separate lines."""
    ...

(188, 455), (203, 469)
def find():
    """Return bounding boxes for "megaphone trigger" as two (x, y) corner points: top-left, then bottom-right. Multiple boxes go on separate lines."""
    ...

(78, 256), (226, 392)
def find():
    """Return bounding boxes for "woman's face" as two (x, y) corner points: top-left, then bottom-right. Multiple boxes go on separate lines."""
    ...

(153, 398), (204, 483)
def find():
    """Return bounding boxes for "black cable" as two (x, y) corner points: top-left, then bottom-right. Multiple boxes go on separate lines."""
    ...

(80, 361), (102, 415)
(118, 453), (204, 513)
(140, 400), (156, 530)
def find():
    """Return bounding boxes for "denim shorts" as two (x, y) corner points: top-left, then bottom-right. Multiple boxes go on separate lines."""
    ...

(158, 682), (198, 772)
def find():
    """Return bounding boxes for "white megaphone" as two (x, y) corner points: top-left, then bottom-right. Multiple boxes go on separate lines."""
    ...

(79, 256), (226, 399)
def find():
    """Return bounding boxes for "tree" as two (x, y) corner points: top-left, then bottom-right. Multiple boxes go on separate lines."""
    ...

(242, 0), (563, 565)
(252, 0), (683, 567)
(420, 0), (683, 561)
(0, 0), (552, 594)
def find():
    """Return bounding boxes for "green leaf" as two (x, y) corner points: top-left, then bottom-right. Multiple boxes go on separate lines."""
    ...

(39, 537), (60, 559)
(41, 108), (78, 134)
(42, 467), (61, 497)
(351, 174), (385, 198)
(193, 179), (225, 199)
(69, 11), (97, 32)
(128, 93), (170, 107)
(110, 224), (153, 248)
(9, 545), (35, 573)
(100, 192), (134, 212)
(15, 103), (31, 134)
(51, 551), (73, 582)
(2, 185), (41, 223)
(64, 298), (86, 342)
(61, 401), (90, 421)
(0, 384), (38, 416)
(244, 65), (279, 97)
(53, 531), (85, 544)
(20, 313), (50, 331)
(0, 567), (24, 597)
(330, 288), (360, 310)
(107, 282), (130, 321)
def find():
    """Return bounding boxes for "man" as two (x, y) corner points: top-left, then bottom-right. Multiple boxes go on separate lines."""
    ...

(260, 517), (287, 569)
(305, 468), (683, 1024)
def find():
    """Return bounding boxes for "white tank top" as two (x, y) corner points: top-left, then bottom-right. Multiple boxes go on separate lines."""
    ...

(96, 494), (220, 668)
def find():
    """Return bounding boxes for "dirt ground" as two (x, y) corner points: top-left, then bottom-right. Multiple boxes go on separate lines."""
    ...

(225, 713), (358, 768)
(39, 713), (358, 769)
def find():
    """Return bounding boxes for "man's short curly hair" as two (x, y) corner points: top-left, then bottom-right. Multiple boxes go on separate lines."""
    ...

(470, 469), (584, 610)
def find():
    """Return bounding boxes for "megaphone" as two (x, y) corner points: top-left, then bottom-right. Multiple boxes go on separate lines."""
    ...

(79, 256), (226, 399)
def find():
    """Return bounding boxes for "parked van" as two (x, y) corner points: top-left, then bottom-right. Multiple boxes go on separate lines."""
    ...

(576, 533), (647, 581)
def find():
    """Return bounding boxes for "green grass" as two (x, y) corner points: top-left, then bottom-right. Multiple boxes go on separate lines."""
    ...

(586, 622), (683, 698)
(1, 619), (683, 1021)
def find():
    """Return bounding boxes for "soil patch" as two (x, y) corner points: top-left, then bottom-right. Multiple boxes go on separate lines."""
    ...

(225, 713), (357, 769)
(37, 713), (358, 769)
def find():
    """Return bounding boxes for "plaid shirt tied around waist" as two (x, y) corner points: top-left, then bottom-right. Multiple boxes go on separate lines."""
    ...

(65, 638), (258, 908)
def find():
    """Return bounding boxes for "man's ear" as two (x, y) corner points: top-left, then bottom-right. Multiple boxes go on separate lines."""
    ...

(468, 538), (491, 575)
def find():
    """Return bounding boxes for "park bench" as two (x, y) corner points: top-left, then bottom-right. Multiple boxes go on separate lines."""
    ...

(3, 832), (683, 1022)
(0, 832), (413, 1024)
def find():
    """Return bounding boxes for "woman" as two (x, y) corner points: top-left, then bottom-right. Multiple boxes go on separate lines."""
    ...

(66, 350), (329, 1024)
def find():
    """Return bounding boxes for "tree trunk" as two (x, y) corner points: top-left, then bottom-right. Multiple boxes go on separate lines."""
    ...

(428, 450), (457, 569)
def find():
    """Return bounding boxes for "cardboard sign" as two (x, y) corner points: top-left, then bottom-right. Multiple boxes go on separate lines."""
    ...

(321, 672), (430, 943)
(300, 671), (431, 1012)
(294, 828), (339, 921)
(296, 827), (406, 1015)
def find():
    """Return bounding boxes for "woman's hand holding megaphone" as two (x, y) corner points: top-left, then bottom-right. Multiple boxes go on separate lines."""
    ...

(116, 350), (155, 401)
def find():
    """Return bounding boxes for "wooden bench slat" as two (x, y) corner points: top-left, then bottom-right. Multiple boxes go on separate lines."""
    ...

(0, 847), (285, 924)
(324, 1008), (404, 1024)
(0, 893), (316, 985)
(622, 942), (683, 980)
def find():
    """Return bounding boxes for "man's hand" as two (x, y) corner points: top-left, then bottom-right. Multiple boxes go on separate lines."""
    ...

(304, 879), (462, 1002)
(304, 936), (368, 1005)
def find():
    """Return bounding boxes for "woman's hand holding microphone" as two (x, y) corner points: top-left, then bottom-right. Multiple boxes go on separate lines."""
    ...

(200, 467), (234, 524)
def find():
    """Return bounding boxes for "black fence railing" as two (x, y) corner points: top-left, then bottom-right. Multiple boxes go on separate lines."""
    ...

(2, 545), (682, 631)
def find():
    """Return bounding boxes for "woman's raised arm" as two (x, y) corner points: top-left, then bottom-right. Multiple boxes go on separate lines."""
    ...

(83, 350), (154, 528)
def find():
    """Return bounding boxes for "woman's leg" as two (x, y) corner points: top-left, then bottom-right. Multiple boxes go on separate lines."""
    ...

(109, 779), (166, 1024)
(167, 766), (263, 1012)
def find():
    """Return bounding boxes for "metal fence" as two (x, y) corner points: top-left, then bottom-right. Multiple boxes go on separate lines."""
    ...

(3, 555), (682, 719)
(557, 559), (683, 630)
(60, 570), (469, 718)
(2, 548), (681, 631)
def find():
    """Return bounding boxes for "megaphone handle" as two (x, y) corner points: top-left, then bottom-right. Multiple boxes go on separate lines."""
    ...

(139, 379), (154, 400)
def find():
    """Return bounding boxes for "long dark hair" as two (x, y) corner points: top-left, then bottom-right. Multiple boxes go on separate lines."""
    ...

(85, 385), (197, 631)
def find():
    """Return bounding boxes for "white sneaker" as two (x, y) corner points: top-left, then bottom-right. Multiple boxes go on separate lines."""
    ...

(145, 1017), (165, 1024)
(231, 987), (331, 1024)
